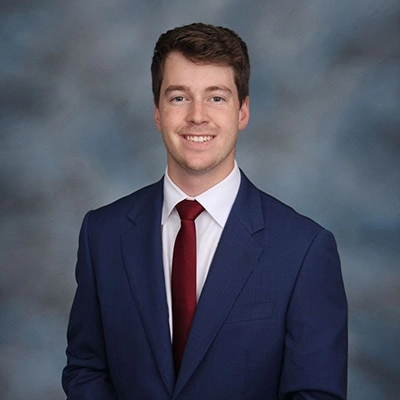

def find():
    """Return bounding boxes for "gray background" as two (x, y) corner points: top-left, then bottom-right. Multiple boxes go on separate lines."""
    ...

(1, 0), (399, 399)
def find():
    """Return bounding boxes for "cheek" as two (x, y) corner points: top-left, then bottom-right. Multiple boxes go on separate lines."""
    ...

(160, 108), (180, 124)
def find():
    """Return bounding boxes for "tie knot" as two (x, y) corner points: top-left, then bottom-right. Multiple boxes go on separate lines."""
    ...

(176, 200), (204, 221)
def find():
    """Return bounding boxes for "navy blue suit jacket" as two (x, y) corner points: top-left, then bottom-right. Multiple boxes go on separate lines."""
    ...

(62, 171), (348, 399)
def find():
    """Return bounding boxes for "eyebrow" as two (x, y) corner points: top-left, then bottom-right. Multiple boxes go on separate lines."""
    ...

(164, 85), (190, 95)
(163, 85), (233, 96)
(206, 86), (232, 95)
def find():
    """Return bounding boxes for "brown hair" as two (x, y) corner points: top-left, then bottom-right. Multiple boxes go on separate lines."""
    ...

(151, 22), (250, 107)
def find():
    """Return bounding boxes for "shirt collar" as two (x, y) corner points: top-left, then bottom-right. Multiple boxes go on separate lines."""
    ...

(162, 161), (241, 227)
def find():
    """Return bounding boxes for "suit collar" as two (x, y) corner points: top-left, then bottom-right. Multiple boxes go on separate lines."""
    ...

(121, 172), (267, 398)
(230, 170), (267, 234)
(122, 178), (177, 395)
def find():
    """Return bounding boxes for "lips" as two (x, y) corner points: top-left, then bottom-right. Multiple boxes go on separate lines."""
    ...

(184, 135), (214, 143)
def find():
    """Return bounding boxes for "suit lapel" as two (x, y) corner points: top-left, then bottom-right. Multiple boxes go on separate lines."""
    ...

(120, 179), (176, 396)
(173, 172), (266, 398)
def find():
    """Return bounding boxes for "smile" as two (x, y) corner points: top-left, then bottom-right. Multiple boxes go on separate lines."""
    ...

(185, 135), (213, 143)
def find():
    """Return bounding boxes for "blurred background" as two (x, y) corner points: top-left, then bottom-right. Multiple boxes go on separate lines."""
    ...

(1, 0), (399, 399)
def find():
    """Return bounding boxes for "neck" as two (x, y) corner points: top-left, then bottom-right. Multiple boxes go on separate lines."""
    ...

(168, 164), (235, 197)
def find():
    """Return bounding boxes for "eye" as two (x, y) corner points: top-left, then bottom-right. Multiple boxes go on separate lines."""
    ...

(212, 96), (224, 103)
(172, 96), (185, 102)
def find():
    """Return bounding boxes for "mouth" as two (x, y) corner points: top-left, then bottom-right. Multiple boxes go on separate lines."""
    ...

(184, 135), (214, 143)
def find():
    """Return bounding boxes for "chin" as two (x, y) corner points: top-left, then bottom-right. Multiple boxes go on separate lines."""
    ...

(183, 159), (226, 176)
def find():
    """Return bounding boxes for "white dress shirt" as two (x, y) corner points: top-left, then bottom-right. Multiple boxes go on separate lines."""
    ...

(161, 162), (241, 336)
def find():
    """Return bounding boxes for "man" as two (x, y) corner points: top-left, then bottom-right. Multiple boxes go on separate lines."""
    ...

(62, 23), (348, 399)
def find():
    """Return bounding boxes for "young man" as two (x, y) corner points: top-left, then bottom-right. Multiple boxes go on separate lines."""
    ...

(63, 23), (348, 399)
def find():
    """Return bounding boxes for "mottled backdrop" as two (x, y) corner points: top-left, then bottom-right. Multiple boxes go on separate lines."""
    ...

(1, 0), (399, 399)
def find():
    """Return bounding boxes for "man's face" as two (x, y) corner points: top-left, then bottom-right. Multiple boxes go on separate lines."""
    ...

(154, 51), (249, 185)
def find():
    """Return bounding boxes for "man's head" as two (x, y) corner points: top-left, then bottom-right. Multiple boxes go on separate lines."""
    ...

(151, 23), (250, 108)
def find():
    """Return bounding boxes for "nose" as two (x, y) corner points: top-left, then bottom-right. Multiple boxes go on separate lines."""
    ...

(187, 99), (208, 125)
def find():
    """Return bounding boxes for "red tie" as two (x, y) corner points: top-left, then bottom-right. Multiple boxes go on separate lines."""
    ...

(172, 199), (204, 372)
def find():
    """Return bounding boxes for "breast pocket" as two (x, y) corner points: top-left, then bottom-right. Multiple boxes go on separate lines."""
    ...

(224, 301), (275, 324)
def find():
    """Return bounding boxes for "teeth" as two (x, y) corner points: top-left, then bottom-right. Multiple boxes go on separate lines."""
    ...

(185, 135), (213, 143)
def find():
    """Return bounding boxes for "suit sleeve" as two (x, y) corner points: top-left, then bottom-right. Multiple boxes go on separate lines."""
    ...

(279, 229), (348, 400)
(62, 212), (118, 400)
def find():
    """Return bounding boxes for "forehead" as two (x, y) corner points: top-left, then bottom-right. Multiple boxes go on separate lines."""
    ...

(162, 52), (236, 85)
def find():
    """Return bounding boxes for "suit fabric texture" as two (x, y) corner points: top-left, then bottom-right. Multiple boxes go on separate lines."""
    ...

(62, 171), (348, 399)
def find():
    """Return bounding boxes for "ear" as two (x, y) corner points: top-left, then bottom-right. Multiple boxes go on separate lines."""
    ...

(154, 100), (161, 131)
(238, 96), (250, 131)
